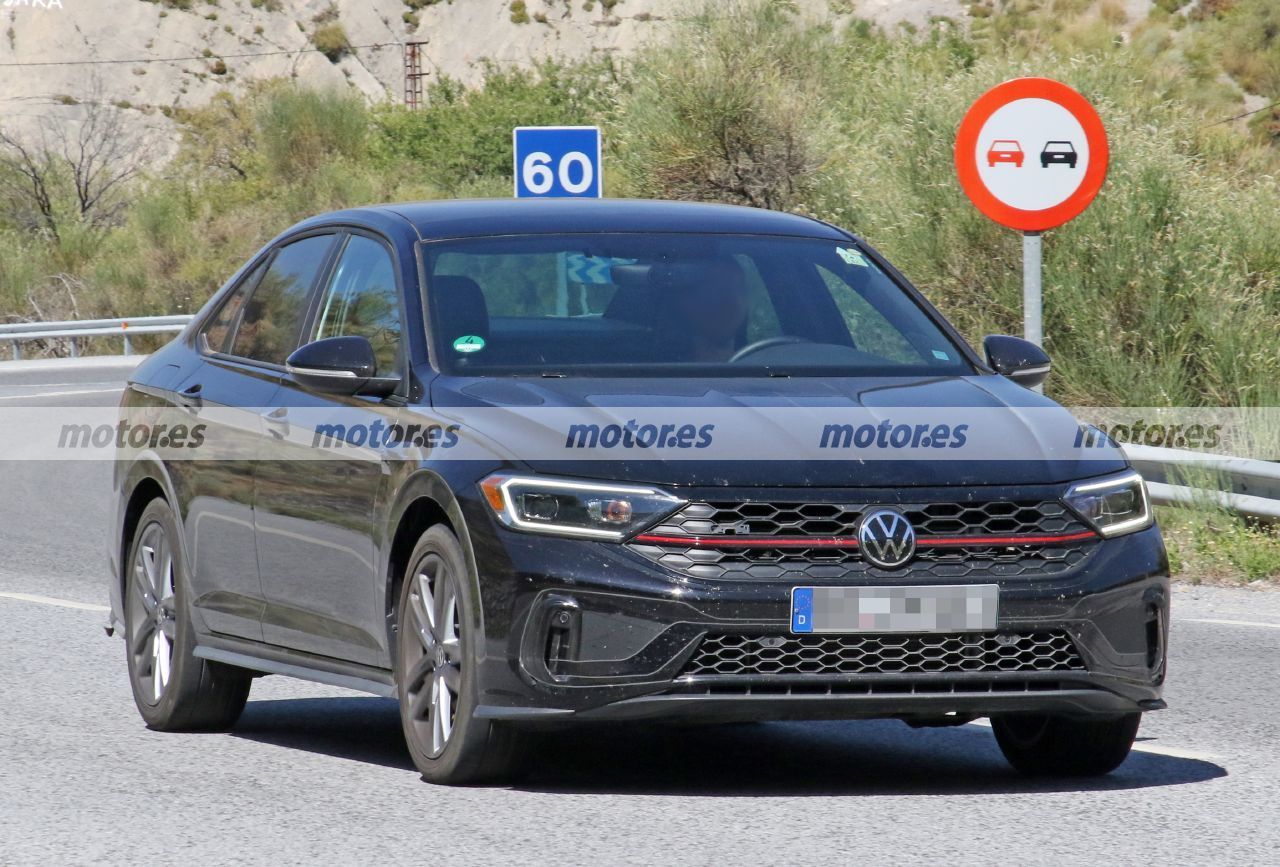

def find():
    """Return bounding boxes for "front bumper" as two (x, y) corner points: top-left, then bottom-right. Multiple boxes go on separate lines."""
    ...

(467, 505), (1170, 724)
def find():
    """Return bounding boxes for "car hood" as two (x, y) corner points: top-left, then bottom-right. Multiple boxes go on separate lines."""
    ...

(427, 374), (1127, 488)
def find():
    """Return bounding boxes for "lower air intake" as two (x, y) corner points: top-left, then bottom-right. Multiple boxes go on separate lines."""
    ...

(683, 631), (1085, 677)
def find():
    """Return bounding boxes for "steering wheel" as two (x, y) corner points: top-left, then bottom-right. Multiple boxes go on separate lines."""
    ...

(729, 335), (811, 363)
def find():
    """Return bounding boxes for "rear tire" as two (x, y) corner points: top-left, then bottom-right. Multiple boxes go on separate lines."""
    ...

(395, 525), (524, 785)
(991, 712), (1141, 777)
(123, 498), (251, 731)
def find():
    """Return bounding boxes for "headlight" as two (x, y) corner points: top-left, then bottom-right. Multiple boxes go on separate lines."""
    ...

(479, 474), (686, 541)
(1064, 471), (1152, 537)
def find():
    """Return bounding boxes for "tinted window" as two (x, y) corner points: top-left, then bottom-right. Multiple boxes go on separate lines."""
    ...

(424, 234), (969, 377)
(231, 235), (333, 365)
(313, 235), (402, 377)
(200, 260), (265, 354)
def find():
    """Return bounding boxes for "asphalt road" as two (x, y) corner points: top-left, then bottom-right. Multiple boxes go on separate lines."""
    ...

(1, 359), (1278, 865)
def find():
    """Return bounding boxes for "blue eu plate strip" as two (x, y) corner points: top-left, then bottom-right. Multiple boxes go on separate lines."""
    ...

(791, 587), (814, 633)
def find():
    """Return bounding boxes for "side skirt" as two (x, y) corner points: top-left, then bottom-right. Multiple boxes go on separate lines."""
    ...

(194, 639), (396, 698)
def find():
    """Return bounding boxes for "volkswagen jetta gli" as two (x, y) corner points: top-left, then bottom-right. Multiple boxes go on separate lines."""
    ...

(109, 199), (1168, 784)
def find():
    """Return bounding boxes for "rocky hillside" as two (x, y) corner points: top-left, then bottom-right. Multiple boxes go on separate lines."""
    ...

(0, 0), (961, 153)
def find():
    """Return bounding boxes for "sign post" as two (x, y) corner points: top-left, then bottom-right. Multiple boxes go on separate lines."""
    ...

(954, 77), (1109, 357)
(1023, 231), (1042, 347)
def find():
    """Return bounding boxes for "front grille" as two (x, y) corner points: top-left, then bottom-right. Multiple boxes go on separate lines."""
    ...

(682, 631), (1086, 677)
(629, 498), (1096, 580)
(658, 499), (1081, 538)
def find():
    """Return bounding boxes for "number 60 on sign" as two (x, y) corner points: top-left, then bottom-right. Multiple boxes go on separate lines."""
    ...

(513, 126), (603, 199)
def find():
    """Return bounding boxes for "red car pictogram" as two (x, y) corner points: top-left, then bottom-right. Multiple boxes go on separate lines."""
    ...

(986, 139), (1024, 167)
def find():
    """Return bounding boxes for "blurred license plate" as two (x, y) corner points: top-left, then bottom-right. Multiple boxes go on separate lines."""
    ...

(790, 585), (998, 634)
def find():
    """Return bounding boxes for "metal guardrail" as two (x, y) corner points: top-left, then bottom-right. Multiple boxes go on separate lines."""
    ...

(1123, 443), (1280, 523)
(0, 316), (193, 360)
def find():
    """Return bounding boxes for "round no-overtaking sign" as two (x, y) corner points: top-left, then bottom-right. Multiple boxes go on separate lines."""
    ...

(954, 77), (1109, 232)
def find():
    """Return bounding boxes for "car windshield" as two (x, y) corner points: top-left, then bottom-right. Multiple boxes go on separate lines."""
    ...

(1045, 142), (1073, 152)
(992, 141), (1021, 149)
(422, 233), (972, 378)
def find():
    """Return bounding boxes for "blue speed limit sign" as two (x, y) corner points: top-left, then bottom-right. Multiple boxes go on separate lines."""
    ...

(513, 126), (602, 198)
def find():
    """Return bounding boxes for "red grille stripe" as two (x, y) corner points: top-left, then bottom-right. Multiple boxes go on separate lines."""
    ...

(917, 531), (1096, 547)
(631, 530), (1097, 549)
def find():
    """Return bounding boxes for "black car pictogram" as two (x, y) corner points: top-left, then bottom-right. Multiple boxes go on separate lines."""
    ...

(1041, 140), (1078, 168)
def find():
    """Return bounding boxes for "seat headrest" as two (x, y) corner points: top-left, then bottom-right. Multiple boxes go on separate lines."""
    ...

(431, 275), (489, 344)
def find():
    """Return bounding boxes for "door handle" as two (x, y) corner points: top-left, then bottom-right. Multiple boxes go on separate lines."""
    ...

(263, 407), (290, 439)
(176, 383), (203, 411)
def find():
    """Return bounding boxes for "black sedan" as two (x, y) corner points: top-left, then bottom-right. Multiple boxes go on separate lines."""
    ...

(109, 199), (1167, 784)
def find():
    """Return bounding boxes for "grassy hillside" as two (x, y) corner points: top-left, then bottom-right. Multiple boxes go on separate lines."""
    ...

(2, 0), (1278, 412)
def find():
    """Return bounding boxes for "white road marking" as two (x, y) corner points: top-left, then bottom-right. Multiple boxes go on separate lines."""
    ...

(967, 718), (1218, 761)
(0, 382), (121, 389)
(0, 356), (143, 375)
(0, 592), (110, 612)
(0, 387), (121, 401)
(1178, 617), (1280, 630)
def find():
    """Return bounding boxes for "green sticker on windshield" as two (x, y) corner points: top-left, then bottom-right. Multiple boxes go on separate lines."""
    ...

(836, 246), (869, 267)
(453, 335), (486, 354)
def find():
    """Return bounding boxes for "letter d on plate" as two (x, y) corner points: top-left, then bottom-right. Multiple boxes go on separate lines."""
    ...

(791, 587), (814, 633)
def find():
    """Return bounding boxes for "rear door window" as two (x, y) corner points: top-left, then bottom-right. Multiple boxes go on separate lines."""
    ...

(229, 234), (335, 365)
(200, 260), (266, 354)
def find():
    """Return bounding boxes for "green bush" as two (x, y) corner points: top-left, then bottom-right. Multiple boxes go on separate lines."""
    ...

(614, 1), (838, 210)
(1212, 0), (1280, 97)
(254, 84), (368, 181)
(371, 62), (613, 195)
(311, 22), (351, 62)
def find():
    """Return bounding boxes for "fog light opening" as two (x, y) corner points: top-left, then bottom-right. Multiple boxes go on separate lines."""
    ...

(1145, 604), (1164, 677)
(544, 605), (581, 679)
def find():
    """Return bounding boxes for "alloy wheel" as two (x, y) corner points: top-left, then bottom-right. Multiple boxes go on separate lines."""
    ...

(402, 553), (463, 758)
(128, 521), (177, 705)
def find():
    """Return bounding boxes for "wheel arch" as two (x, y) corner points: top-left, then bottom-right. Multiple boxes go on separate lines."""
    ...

(113, 457), (183, 630)
(383, 470), (483, 656)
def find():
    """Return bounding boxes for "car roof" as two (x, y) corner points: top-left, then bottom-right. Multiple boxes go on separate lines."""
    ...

(991, 139), (1022, 146)
(301, 198), (853, 242)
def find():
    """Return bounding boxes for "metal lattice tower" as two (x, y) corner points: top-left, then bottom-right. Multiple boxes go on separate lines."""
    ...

(404, 41), (427, 110)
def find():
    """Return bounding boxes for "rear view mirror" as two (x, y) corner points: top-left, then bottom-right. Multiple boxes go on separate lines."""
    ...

(983, 334), (1051, 389)
(286, 336), (398, 397)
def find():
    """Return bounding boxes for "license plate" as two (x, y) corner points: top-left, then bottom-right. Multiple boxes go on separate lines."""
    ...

(790, 585), (999, 634)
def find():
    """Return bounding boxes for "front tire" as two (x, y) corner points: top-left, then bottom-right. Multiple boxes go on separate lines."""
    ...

(395, 525), (523, 785)
(991, 712), (1141, 776)
(123, 498), (251, 731)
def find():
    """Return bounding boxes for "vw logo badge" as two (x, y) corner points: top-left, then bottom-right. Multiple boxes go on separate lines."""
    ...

(858, 509), (917, 569)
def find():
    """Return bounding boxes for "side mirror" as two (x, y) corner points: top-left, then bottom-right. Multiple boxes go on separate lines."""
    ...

(983, 334), (1051, 389)
(286, 336), (398, 397)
